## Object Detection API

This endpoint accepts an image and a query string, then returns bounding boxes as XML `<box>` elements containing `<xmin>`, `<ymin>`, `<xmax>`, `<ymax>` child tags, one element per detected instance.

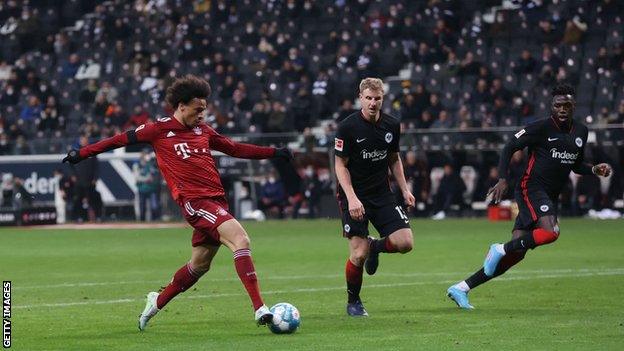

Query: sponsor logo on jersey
<box><xmin>540</xmin><ymin>205</ymin><xmax>549</xmax><ymax>212</ymax></box>
<box><xmin>550</xmin><ymin>148</ymin><xmax>578</xmax><ymax>164</ymax></box>
<box><xmin>166</xmin><ymin>131</ymin><xmax>176</xmax><ymax>137</ymax></box>
<box><xmin>174</xmin><ymin>142</ymin><xmax>192</xmax><ymax>159</ymax></box>
<box><xmin>361</xmin><ymin>149</ymin><xmax>387</xmax><ymax>161</ymax></box>
<box><xmin>135</xmin><ymin>124</ymin><xmax>145</xmax><ymax>132</ymax></box>
<box><xmin>385</xmin><ymin>132</ymin><xmax>393</xmax><ymax>143</ymax></box>
<box><xmin>548</xmin><ymin>137</ymin><xmax>558</xmax><ymax>141</ymax></box>
<box><xmin>514</xmin><ymin>129</ymin><xmax>526</xmax><ymax>139</ymax></box>
<box><xmin>157</xmin><ymin>117</ymin><xmax>172</xmax><ymax>122</ymax></box>
<box><xmin>193</xmin><ymin>126</ymin><xmax>202</xmax><ymax>135</ymax></box>
<box><xmin>356</xmin><ymin>138</ymin><xmax>366</xmax><ymax>143</ymax></box>
<box><xmin>575</xmin><ymin>137</ymin><xmax>583</xmax><ymax>147</ymax></box>
<box><xmin>344</xmin><ymin>224</ymin><xmax>350</xmax><ymax>233</ymax></box>
<box><xmin>335</xmin><ymin>138</ymin><xmax>344</xmax><ymax>151</ymax></box>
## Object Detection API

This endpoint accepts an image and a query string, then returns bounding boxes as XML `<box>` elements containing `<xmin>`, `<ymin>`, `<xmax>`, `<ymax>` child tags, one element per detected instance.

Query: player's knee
<box><xmin>397</xmin><ymin>238</ymin><xmax>413</xmax><ymax>253</ymax></box>
<box><xmin>394</xmin><ymin>230</ymin><xmax>413</xmax><ymax>253</ymax></box>
<box><xmin>350</xmin><ymin>250</ymin><xmax>368</xmax><ymax>266</ymax></box>
<box><xmin>532</xmin><ymin>228</ymin><xmax>559</xmax><ymax>246</ymax></box>
<box><xmin>230</xmin><ymin>232</ymin><xmax>250</xmax><ymax>250</ymax></box>
<box><xmin>350</xmin><ymin>254</ymin><xmax>366</xmax><ymax>266</ymax></box>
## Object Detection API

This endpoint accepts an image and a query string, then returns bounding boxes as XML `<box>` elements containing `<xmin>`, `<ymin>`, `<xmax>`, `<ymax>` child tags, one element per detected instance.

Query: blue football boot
<box><xmin>346</xmin><ymin>301</ymin><xmax>369</xmax><ymax>317</ymax></box>
<box><xmin>446</xmin><ymin>286</ymin><xmax>474</xmax><ymax>309</ymax></box>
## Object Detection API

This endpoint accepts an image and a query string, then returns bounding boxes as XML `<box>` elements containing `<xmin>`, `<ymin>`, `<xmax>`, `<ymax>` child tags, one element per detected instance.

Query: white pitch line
<box><xmin>13</xmin><ymin>269</ymin><xmax>624</xmax><ymax>309</ymax></box>
<box><xmin>14</xmin><ymin>267</ymin><xmax>624</xmax><ymax>290</ymax></box>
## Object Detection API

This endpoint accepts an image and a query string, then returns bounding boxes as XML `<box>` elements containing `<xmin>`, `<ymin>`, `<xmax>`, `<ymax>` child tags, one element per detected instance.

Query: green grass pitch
<box><xmin>1</xmin><ymin>218</ymin><xmax>623</xmax><ymax>350</ymax></box>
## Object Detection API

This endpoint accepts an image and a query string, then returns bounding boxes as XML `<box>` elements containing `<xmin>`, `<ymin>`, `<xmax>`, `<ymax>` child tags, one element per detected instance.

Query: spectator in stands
<box><xmin>266</xmin><ymin>101</ymin><xmax>287</xmax><ymax>132</ymax></box>
<box><xmin>562</xmin><ymin>16</ymin><xmax>587</xmax><ymax>45</ymax></box>
<box><xmin>513</xmin><ymin>49</ymin><xmax>538</xmax><ymax>75</ymax></box>
<box><xmin>335</xmin><ymin>99</ymin><xmax>357</xmax><ymax>123</ymax></box>
<box><xmin>476</xmin><ymin>166</ymin><xmax>500</xmax><ymax>201</ymax></box>
<box><xmin>431</xmin><ymin>110</ymin><xmax>453</xmax><ymax>129</ymax></box>
<box><xmin>458</xmin><ymin>51</ymin><xmax>481</xmax><ymax>76</ymax></box>
<box><xmin>79</xmin><ymin>79</ymin><xmax>98</xmax><ymax>104</ymax></box>
<box><xmin>0</xmin><ymin>133</ymin><xmax>11</xmax><ymax>155</ymax></box>
<box><xmin>537</xmin><ymin>20</ymin><xmax>562</xmax><ymax>46</ymax></box>
<box><xmin>403</xmin><ymin>150</ymin><xmax>429</xmax><ymax>217</ymax></box>
<box><xmin>13</xmin><ymin>135</ymin><xmax>32</xmax><ymax>155</ymax></box>
<box><xmin>419</xmin><ymin>110</ymin><xmax>434</xmax><ymax>129</ymax></box>
<box><xmin>11</xmin><ymin>177</ymin><xmax>33</xmax><ymax>210</ymax></box>
<box><xmin>299</xmin><ymin>165</ymin><xmax>322</xmax><ymax>219</ymax></box>
<box><xmin>37</xmin><ymin>96</ymin><xmax>61</xmax><ymax>132</ymax></box>
<box><xmin>125</xmin><ymin>105</ymin><xmax>151</xmax><ymax>130</ymax></box>
<box><xmin>427</xmin><ymin>93</ymin><xmax>443</xmax><ymax>119</ymax></box>
<box><xmin>258</xmin><ymin>170</ymin><xmax>287</xmax><ymax>219</ymax></box>
<box><xmin>572</xmin><ymin>173</ymin><xmax>601</xmax><ymax>216</ymax></box>
<box><xmin>133</xmin><ymin>150</ymin><xmax>161</xmax><ymax>222</ymax></box>
<box><xmin>19</xmin><ymin>95</ymin><xmax>42</xmax><ymax>121</ymax></box>
<box><xmin>53</xmin><ymin>169</ymin><xmax>68</xmax><ymax>224</ymax></box>
<box><xmin>61</xmin><ymin>53</ymin><xmax>81</xmax><ymax>79</ymax></box>
<box><xmin>0</xmin><ymin>83</ymin><xmax>19</xmax><ymax>106</ymax></box>
<box><xmin>470</xmin><ymin>79</ymin><xmax>492</xmax><ymax>106</ymax></box>
<box><xmin>104</xmin><ymin>102</ymin><xmax>128</xmax><ymax>128</ymax></box>
<box><xmin>432</xmin><ymin>164</ymin><xmax>465</xmax><ymax>220</ymax></box>
<box><xmin>490</xmin><ymin>78</ymin><xmax>512</xmax><ymax>103</ymax></box>
<box><xmin>72</xmin><ymin>135</ymin><xmax>102</xmax><ymax>222</ymax></box>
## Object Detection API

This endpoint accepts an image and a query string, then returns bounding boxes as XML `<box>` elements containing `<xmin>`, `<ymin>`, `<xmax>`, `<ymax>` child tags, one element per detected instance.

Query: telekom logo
<box><xmin>174</xmin><ymin>142</ymin><xmax>191</xmax><ymax>159</ymax></box>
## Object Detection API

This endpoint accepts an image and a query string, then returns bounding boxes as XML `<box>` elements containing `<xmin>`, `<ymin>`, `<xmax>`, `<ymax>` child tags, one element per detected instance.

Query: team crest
<box><xmin>216</xmin><ymin>207</ymin><xmax>228</xmax><ymax>216</ymax></box>
<box><xmin>540</xmin><ymin>205</ymin><xmax>549</xmax><ymax>212</ymax></box>
<box><xmin>575</xmin><ymin>137</ymin><xmax>582</xmax><ymax>147</ymax></box>
<box><xmin>385</xmin><ymin>132</ymin><xmax>393</xmax><ymax>143</ymax></box>
<box><xmin>344</xmin><ymin>224</ymin><xmax>350</xmax><ymax>233</ymax></box>
<box><xmin>193</xmin><ymin>126</ymin><xmax>202</xmax><ymax>135</ymax></box>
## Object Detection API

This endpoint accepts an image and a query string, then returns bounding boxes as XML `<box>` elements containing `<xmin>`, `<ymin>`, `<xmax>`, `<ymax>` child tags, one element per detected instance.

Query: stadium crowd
<box><xmin>0</xmin><ymin>0</ymin><xmax>623</xmax><ymax>219</ymax></box>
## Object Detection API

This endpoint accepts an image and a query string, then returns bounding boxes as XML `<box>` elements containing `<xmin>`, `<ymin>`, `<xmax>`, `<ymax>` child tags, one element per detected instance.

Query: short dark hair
<box><xmin>165</xmin><ymin>75</ymin><xmax>211</xmax><ymax>109</ymax></box>
<box><xmin>551</xmin><ymin>83</ymin><xmax>575</xmax><ymax>97</ymax></box>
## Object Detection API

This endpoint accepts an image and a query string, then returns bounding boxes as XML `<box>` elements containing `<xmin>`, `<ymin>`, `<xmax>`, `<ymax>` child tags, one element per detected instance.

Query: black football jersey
<box><xmin>499</xmin><ymin>117</ymin><xmax>590</xmax><ymax>199</ymax></box>
<box><xmin>335</xmin><ymin>111</ymin><xmax>400</xmax><ymax>201</ymax></box>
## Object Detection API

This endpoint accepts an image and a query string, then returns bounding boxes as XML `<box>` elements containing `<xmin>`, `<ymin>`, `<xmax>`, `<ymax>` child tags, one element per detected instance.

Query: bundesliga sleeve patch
<box><xmin>514</xmin><ymin>129</ymin><xmax>526</xmax><ymax>139</ymax></box>
<box><xmin>335</xmin><ymin>138</ymin><xmax>344</xmax><ymax>151</ymax></box>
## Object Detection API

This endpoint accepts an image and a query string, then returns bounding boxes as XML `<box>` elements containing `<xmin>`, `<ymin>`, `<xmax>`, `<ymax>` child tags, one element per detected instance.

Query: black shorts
<box><xmin>337</xmin><ymin>194</ymin><xmax>411</xmax><ymax>238</ymax></box>
<box><xmin>513</xmin><ymin>188</ymin><xmax>557</xmax><ymax>231</ymax></box>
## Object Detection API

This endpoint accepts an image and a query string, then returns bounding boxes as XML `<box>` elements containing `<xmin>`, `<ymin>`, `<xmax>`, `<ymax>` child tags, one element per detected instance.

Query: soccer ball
<box><xmin>268</xmin><ymin>302</ymin><xmax>300</xmax><ymax>334</ymax></box>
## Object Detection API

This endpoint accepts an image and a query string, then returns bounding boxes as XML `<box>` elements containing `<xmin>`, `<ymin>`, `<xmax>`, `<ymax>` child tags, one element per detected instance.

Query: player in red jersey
<box><xmin>62</xmin><ymin>75</ymin><xmax>292</xmax><ymax>330</ymax></box>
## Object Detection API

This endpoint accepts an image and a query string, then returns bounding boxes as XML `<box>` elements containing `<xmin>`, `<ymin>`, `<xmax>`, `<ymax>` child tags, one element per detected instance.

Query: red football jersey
<box><xmin>79</xmin><ymin>117</ymin><xmax>276</xmax><ymax>201</ymax></box>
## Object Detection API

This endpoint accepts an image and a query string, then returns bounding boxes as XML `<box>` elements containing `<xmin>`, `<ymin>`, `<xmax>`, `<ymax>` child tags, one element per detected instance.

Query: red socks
<box><xmin>234</xmin><ymin>249</ymin><xmax>264</xmax><ymax>310</ymax></box>
<box><xmin>156</xmin><ymin>262</ymin><xmax>204</xmax><ymax>309</ymax></box>
<box><xmin>345</xmin><ymin>259</ymin><xmax>363</xmax><ymax>303</ymax></box>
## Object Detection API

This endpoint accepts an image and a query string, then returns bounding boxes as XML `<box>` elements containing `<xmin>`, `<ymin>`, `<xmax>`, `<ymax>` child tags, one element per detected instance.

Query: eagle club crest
<box><xmin>575</xmin><ymin>137</ymin><xmax>583</xmax><ymax>147</ymax></box>
<box><xmin>193</xmin><ymin>126</ymin><xmax>202</xmax><ymax>135</ymax></box>
<box><xmin>385</xmin><ymin>132</ymin><xmax>393</xmax><ymax>143</ymax></box>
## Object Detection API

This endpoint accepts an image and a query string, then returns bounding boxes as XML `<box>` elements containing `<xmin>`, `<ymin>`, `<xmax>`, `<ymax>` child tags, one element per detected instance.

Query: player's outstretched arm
<box><xmin>62</xmin><ymin>126</ymin><xmax>156</xmax><ymax>164</ymax></box>
<box><xmin>209</xmin><ymin>132</ymin><xmax>291</xmax><ymax>160</ymax></box>
<box><xmin>389</xmin><ymin>152</ymin><xmax>415</xmax><ymax>208</ymax></box>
